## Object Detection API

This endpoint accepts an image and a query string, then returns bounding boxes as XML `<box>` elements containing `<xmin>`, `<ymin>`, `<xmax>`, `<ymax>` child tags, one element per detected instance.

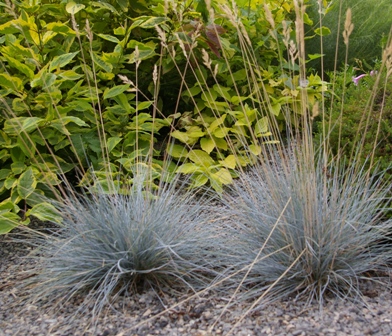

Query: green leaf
<box><xmin>219</xmin><ymin>155</ymin><xmax>236</xmax><ymax>169</ymax></box>
<box><xmin>200</xmin><ymin>137</ymin><xmax>215</xmax><ymax>154</ymax></box>
<box><xmin>59</xmin><ymin>70</ymin><xmax>84</xmax><ymax>81</ymax></box>
<box><xmin>166</xmin><ymin>144</ymin><xmax>188</xmax><ymax>158</ymax></box>
<box><xmin>103</xmin><ymin>84</ymin><xmax>131</xmax><ymax>99</ymax></box>
<box><xmin>188</xmin><ymin>150</ymin><xmax>215</xmax><ymax>167</ymax></box>
<box><xmin>213</xmin><ymin>127</ymin><xmax>229</xmax><ymax>138</ymax></box>
<box><xmin>190</xmin><ymin>174</ymin><xmax>209</xmax><ymax>188</ymax></box>
<box><xmin>91</xmin><ymin>1</ymin><xmax>120</xmax><ymax>15</ymax></box>
<box><xmin>314</xmin><ymin>26</ymin><xmax>331</xmax><ymax>36</ymax></box>
<box><xmin>307</xmin><ymin>53</ymin><xmax>325</xmax><ymax>61</ymax></box>
<box><xmin>212</xmin><ymin>168</ymin><xmax>233</xmax><ymax>185</ymax></box>
<box><xmin>137</xmin><ymin>16</ymin><xmax>167</xmax><ymax>29</ymax></box>
<box><xmin>107</xmin><ymin>137</ymin><xmax>122</xmax><ymax>153</ymax></box>
<box><xmin>176</xmin><ymin>163</ymin><xmax>202</xmax><ymax>174</ymax></box>
<box><xmin>0</xmin><ymin>211</ymin><xmax>20</xmax><ymax>234</ymax></box>
<box><xmin>249</xmin><ymin>144</ymin><xmax>262</xmax><ymax>156</ymax></box>
<box><xmin>114</xmin><ymin>27</ymin><xmax>126</xmax><ymax>35</ymax></box>
<box><xmin>17</xmin><ymin>167</ymin><xmax>37</xmax><ymax>199</ymax></box>
<box><xmin>49</xmin><ymin>51</ymin><xmax>79</xmax><ymax>72</ymax></box>
<box><xmin>97</xmin><ymin>34</ymin><xmax>120</xmax><ymax>43</ymax></box>
<box><xmin>254</xmin><ymin>117</ymin><xmax>269</xmax><ymax>136</ymax></box>
<box><xmin>213</xmin><ymin>84</ymin><xmax>232</xmax><ymax>101</ymax></box>
<box><xmin>46</xmin><ymin>22</ymin><xmax>76</xmax><ymax>35</ymax></box>
<box><xmin>91</xmin><ymin>52</ymin><xmax>113</xmax><ymax>73</ymax></box>
<box><xmin>0</xmin><ymin>73</ymin><xmax>23</xmax><ymax>91</ymax></box>
<box><xmin>66</xmin><ymin>1</ymin><xmax>85</xmax><ymax>14</ymax></box>
<box><xmin>171</xmin><ymin>131</ymin><xmax>189</xmax><ymax>144</ymax></box>
<box><xmin>0</xmin><ymin>200</ymin><xmax>16</xmax><ymax>212</ymax></box>
<box><xmin>137</xmin><ymin>101</ymin><xmax>153</xmax><ymax>111</ymax></box>
<box><xmin>0</xmin><ymin>19</ymin><xmax>22</xmax><ymax>35</ymax></box>
<box><xmin>4</xmin><ymin>117</ymin><xmax>44</xmax><ymax>135</ymax></box>
<box><xmin>3</xmin><ymin>55</ymin><xmax>34</xmax><ymax>80</ymax></box>
<box><xmin>270</xmin><ymin>103</ymin><xmax>281</xmax><ymax>116</ymax></box>
<box><xmin>213</xmin><ymin>136</ymin><xmax>228</xmax><ymax>150</ymax></box>
<box><xmin>26</xmin><ymin>203</ymin><xmax>62</xmax><ymax>224</ymax></box>
<box><xmin>0</xmin><ymin>169</ymin><xmax>11</xmax><ymax>180</ymax></box>
<box><xmin>208</xmin><ymin>114</ymin><xmax>227</xmax><ymax>133</ymax></box>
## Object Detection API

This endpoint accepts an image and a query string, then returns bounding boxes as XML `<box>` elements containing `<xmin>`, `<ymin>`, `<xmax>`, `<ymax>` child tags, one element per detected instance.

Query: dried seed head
<box><xmin>175</xmin><ymin>33</ymin><xmax>188</xmax><ymax>58</ymax></box>
<box><xmin>289</xmin><ymin>40</ymin><xmax>298</xmax><ymax>64</ymax></box>
<box><xmin>70</xmin><ymin>14</ymin><xmax>80</xmax><ymax>37</ymax></box>
<box><xmin>202</xmin><ymin>49</ymin><xmax>212</xmax><ymax>70</ymax></box>
<box><xmin>213</xmin><ymin>64</ymin><xmax>218</xmax><ymax>78</ymax></box>
<box><xmin>118</xmin><ymin>74</ymin><xmax>135</xmax><ymax>87</ymax></box>
<box><xmin>343</xmin><ymin>8</ymin><xmax>354</xmax><ymax>46</ymax></box>
<box><xmin>134</xmin><ymin>45</ymin><xmax>141</xmax><ymax>68</ymax></box>
<box><xmin>85</xmin><ymin>19</ymin><xmax>93</xmax><ymax>42</ymax></box>
<box><xmin>152</xmin><ymin>65</ymin><xmax>158</xmax><ymax>86</ymax></box>
<box><xmin>264</xmin><ymin>4</ymin><xmax>275</xmax><ymax>29</ymax></box>
<box><xmin>383</xmin><ymin>40</ymin><xmax>392</xmax><ymax>76</ymax></box>
<box><xmin>282</xmin><ymin>21</ymin><xmax>291</xmax><ymax>48</ymax></box>
<box><xmin>155</xmin><ymin>25</ymin><xmax>167</xmax><ymax>47</ymax></box>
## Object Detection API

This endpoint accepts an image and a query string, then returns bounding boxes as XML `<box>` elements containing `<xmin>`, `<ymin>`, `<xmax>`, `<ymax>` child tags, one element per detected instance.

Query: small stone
<box><xmin>142</xmin><ymin>309</ymin><xmax>152</xmax><ymax>317</ymax></box>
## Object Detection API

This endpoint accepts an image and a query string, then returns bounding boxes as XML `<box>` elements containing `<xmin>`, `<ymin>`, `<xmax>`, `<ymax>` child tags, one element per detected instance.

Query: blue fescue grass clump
<box><xmin>222</xmin><ymin>146</ymin><xmax>392</xmax><ymax>307</ymax></box>
<box><xmin>25</xmin><ymin>171</ymin><xmax>222</xmax><ymax>319</ymax></box>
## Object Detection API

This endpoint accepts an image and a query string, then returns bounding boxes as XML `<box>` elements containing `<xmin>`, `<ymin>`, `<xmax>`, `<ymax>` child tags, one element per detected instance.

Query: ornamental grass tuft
<box><xmin>24</xmin><ymin>170</ymin><xmax>222</xmax><ymax>321</ymax></box>
<box><xmin>221</xmin><ymin>144</ymin><xmax>392</xmax><ymax>308</ymax></box>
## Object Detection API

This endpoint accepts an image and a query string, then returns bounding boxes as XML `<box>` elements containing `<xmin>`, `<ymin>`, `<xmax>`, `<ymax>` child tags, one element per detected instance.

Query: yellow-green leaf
<box><xmin>213</xmin><ymin>127</ymin><xmax>229</xmax><ymax>138</ymax></box>
<box><xmin>200</xmin><ymin>137</ymin><xmax>215</xmax><ymax>154</ymax></box>
<box><xmin>314</xmin><ymin>26</ymin><xmax>331</xmax><ymax>36</ymax></box>
<box><xmin>137</xmin><ymin>101</ymin><xmax>153</xmax><ymax>111</ymax></box>
<box><xmin>171</xmin><ymin>130</ymin><xmax>189</xmax><ymax>144</ymax></box>
<box><xmin>49</xmin><ymin>51</ymin><xmax>79</xmax><ymax>72</ymax></box>
<box><xmin>91</xmin><ymin>52</ymin><xmax>113</xmax><ymax>73</ymax></box>
<box><xmin>188</xmin><ymin>150</ymin><xmax>215</xmax><ymax>167</ymax></box>
<box><xmin>103</xmin><ymin>84</ymin><xmax>131</xmax><ymax>99</ymax></box>
<box><xmin>0</xmin><ymin>73</ymin><xmax>23</xmax><ymax>91</ymax></box>
<box><xmin>249</xmin><ymin>144</ymin><xmax>262</xmax><ymax>156</ymax></box>
<box><xmin>167</xmin><ymin>144</ymin><xmax>188</xmax><ymax>158</ymax></box>
<box><xmin>208</xmin><ymin>114</ymin><xmax>227</xmax><ymax>133</ymax></box>
<box><xmin>212</xmin><ymin>168</ymin><xmax>233</xmax><ymax>185</ymax></box>
<box><xmin>66</xmin><ymin>1</ymin><xmax>85</xmax><ymax>14</ymax></box>
<box><xmin>219</xmin><ymin>155</ymin><xmax>236</xmax><ymax>169</ymax></box>
<box><xmin>176</xmin><ymin>163</ymin><xmax>202</xmax><ymax>174</ymax></box>
<box><xmin>190</xmin><ymin>174</ymin><xmax>209</xmax><ymax>188</ymax></box>
<box><xmin>254</xmin><ymin>117</ymin><xmax>269</xmax><ymax>136</ymax></box>
<box><xmin>3</xmin><ymin>55</ymin><xmax>34</xmax><ymax>79</ymax></box>
<box><xmin>0</xmin><ymin>211</ymin><xmax>20</xmax><ymax>234</ymax></box>
<box><xmin>17</xmin><ymin>167</ymin><xmax>36</xmax><ymax>199</ymax></box>
<box><xmin>107</xmin><ymin>137</ymin><xmax>122</xmax><ymax>153</ymax></box>
<box><xmin>138</xmin><ymin>16</ymin><xmax>167</xmax><ymax>29</ymax></box>
<box><xmin>26</xmin><ymin>203</ymin><xmax>62</xmax><ymax>224</ymax></box>
<box><xmin>270</xmin><ymin>103</ymin><xmax>281</xmax><ymax>116</ymax></box>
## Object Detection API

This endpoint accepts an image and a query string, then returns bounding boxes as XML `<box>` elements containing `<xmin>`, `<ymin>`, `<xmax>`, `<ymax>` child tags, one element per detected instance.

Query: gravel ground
<box><xmin>1</xmin><ymin>224</ymin><xmax>392</xmax><ymax>336</ymax></box>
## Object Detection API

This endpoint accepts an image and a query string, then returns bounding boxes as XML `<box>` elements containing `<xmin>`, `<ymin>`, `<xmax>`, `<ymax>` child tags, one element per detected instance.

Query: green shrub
<box><xmin>0</xmin><ymin>0</ymin><xmax>326</xmax><ymax>232</ymax></box>
<box><xmin>315</xmin><ymin>66</ymin><xmax>392</xmax><ymax>180</ymax></box>
<box><xmin>306</xmin><ymin>0</ymin><xmax>392</xmax><ymax>72</ymax></box>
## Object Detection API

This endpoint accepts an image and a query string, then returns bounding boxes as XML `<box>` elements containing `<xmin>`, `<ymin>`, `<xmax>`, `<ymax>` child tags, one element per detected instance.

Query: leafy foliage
<box><xmin>0</xmin><ymin>0</ymin><xmax>327</xmax><ymax>232</ymax></box>
<box><xmin>306</xmin><ymin>0</ymin><xmax>392</xmax><ymax>72</ymax></box>
<box><xmin>315</xmin><ymin>66</ymin><xmax>392</xmax><ymax>180</ymax></box>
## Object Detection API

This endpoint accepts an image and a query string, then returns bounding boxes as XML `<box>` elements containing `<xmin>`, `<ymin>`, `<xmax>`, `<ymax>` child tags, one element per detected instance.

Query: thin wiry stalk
<box><xmin>22</xmin><ymin>169</ymin><xmax>224</xmax><ymax>323</ymax></box>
